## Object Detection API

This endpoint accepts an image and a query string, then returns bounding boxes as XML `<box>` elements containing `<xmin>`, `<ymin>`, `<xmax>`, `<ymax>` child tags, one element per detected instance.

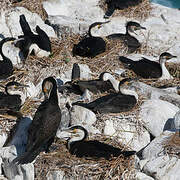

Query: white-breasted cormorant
<box><xmin>0</xmin><ymin>37</ymin><xmax>15</xmax><ymax>80</ymax></box>
<box><xmin>119</xmin><ymin>52</ymin><xmax>177</xmax><ymax>79</ymax></box>
<box><xmin>72</xmin><ymin>21</ymin><xmax>109</xmax><ymax>58</ymax></box>
<box><xmin>61</xmin><ymin>63</ymin><xmax>119</xmax><ymax>96</ymax></box>
<box><xmin>59</xmin><ymin>125</ymin><xmax>136</xmax><ymax>159</ymax></box>
<box><xmin>104</xmin><ymin>0</ymin><xmax>142</xmax><ymax>19</ymax></box>
<box><xmin>12</xmin><ymin>77</ymin><xmax>61</xmax><ymax>164</ymax></box>
<box><xmin>14</xmin><ymin>14</ymin><xmax>52</xmax><ymax>58</ymax></box>
<box><xmin>0</xmin><ymin>81</ymin><xmax>28</xmax><ymax>112</ymax></box>
<box><xmin>106</xmin><ymin>21</ymin><xmax>146</xmax><ymax>53</ymax></box>
<box><xmin>73</xmin><ymin>78</ymin><xmax>137</xmax><ymax>113</ymax></box>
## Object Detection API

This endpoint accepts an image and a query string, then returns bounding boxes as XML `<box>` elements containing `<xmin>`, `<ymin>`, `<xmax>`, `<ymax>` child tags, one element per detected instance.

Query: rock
<box><xmin>0</xmin><ymin>146</ymin><xmax>34</xmax><ymax>180</ymax></box>
<box><xmin>43</xmin><ymin>0</ymin><xmax>104</xmax><ymax>35</ymax></box>
<box><xmin>46</xmin><ymin>170</ymin><xmax>65</xmax><ymax>180</ymax></box>
<box><xmin>138</xmin><ymin>131</ymin><xmax>180</xmax><ymax>180</ymax></box>
<box><xmin>130</xmin><ymin>81</ymin><xmax>180</xmax><ymax>108</ymax></box>
<box><xmin>135</xmin><ymin>172</ymin><xmax>154</xmax><ymax>180</ymax></box>
<box><xmin>59</xmin><ymin>63</ymin><xmax>92</xmax><ymax>83</ymax></box>
<box><xmin>140</xmin><ymin>99</ymin><xmax>179</xmax><ymax>137</ymax></box>
<box><xmin>70</xmin><ymin>105</ymin><xmax>100</xmax><ymax>134</ymax></box>
<box><xmin>104</xmin><ymin>117</ymin><xmax>150</xmax><ymax>151</ymax></box>
<box><xmin>0</xmin><ymin>129</ymin><xmax>7</xmax><ymax>148</ymax></box>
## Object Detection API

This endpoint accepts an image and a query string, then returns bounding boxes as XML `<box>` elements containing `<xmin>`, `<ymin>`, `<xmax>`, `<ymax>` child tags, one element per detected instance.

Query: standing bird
<box><xmin>59</xmin><ymin>125</ymin><xmax>136</xmax><ymax>159</ymax></box>
<box><xmin>12</xmin><ymin>77</ymin><xmax>61</xmax><ymax>164</ymax></box>
<box><xmin>73</xmin><ymin>78</ymin><xmax>137</xmax><ymax>113</ymax></box>
<box><xmin>119</xmin><ymin>52</ymin><xmax>177</xmax><ymax>80</ymax></box>
<box><xmin>0</xmin><ymin>37</ymin><xmax>15</xmax><ymax>80</ymax></box>
<box><xmin>0</xmin><ymin>81</ymin><xmax>28</xmax><ymax>112</ymax></box>
<box><xmin>104</xmin><ymin>0</ymin><xmax>142</xmax><ymax>18</ymax></box>
<box><xmin>106</xmin><ymin>21</ymin><xmax>146</xmax><ymax>53</ymax></box>
<box><xmin>72</xmin><ymin>21</ymin><xmax>109</xmax><ymax>58</ymax></box>
<box><xmin>14</xmin><ymin>14</ymin><xmax>51</xmax><ymax>59</ymax></box>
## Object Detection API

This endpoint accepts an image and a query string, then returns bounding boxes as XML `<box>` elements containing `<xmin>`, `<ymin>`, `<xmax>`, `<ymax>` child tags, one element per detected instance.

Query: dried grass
<box><xmin>12</xmin><ymin>0</ymin><xmax>47</xmax><ymax>20</ymax></box>
<box><xmin>99</xmin><ymin>0</ymin><xmax>152</xmax><ymax>21</ymax></box>
<box><xmin>34</xmin><ymin>135</ymin><xmax>136</xmax><ymax>180</ymax></box>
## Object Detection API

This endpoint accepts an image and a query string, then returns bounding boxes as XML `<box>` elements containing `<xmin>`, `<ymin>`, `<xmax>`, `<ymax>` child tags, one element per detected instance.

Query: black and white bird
<box><xmin>0</xmin><ymin>37</ymin><xmax>15</xmax><ymax>80</ymax></box>
<box><xmin>73</xmin><ymin>78</ymin><xmax>138</xmax><ymax>113</ymax></box>
<box><xmin>72</xmin><ymin>21</ymin><xmax>109</xmax><ymax>58</ymax></box>
<box><xmin>59</xmin><ymin>125</ymin><xmax>136</xmax><ymax>159</ymax></box>
<box><xmin>12</xmin><ymin>77</ymin><xmax>61</xmax><ymax>164</ymax></box>
<box><xmin>14</xmin><ymin>14</ymin><xmax>51</xmax><ymax>59</ymax></box>
<box><xmin>106</xmin><ymin>21</ymin><xmax>146</xmax><ymax>53</ymax></box>
<box><xmin>119</xmin><ymin>52</ymin><xmax>177</xmax><ymax>79</ymax></box>
<box><xmin>104</xmin><ymin>0</ymin><xmax>142</xmax><ymax>19</ymax></box>
<box><xmin>0</xmin><ymin>81</ymin><xmax>28</xmax><ymax>112</ymax></box>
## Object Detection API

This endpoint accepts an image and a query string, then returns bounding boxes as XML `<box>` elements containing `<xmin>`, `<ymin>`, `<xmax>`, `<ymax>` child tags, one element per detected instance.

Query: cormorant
<box><xmin>104</xmin><ymin>0</ymin><xmax>142</xmax><ymax>19</ymax></box>
<box><xmin>72</xmin><ymin>21</ymin><xmax>109</xmax><ymax>58</ymax></box>
<box><xmin>14</xmin><ymin>14</ymin><xmax>51</xmax><ymax>58</ymax></box>
<box><xmin>12</xmin><ymin>77</ymin><xmax>61</xmax><ymax>164</ymax></box>
<box><xmin>106</xmin><ymin>21</ymin><xmax>146</xmax><ymax>53</ymax></box>
<box><xmin>59</xmin><ymin>125</ymin><xmax>136</xmax><ymax>159</ymax></box>
<box><xmin>62</xmin><ymin>63</ymin><xmax>119</xmax><ymax>95</ymax></box>
<box><xmin>73</xmin><ymin>78</ymin><xmax>137</xmax><ymax>113</ymax></box>
<box><xmin>119</xmin><ymin>52</ymin><xmax>177</xmax><ymax>79</ymax></box>
<box><xmin>0</xmin><ymin>81</ymin><xmax>28</xmax><ymax>112</ymax></box>
<box><xmin>0</xmin><ymin>37</ymin><xmax>15</xmax><ymax>80</ymax></box>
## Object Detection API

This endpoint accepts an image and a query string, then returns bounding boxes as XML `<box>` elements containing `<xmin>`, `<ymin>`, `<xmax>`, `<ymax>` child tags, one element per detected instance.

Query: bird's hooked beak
<box><xmin>140</xmin><ymin>26</ymin><xmax>146</xmax><ymax>30</ymax></box>
<box><xmin>58</xmin><ymin>128</ymin><xmax>79</xmax><ymax>140</ymax></box>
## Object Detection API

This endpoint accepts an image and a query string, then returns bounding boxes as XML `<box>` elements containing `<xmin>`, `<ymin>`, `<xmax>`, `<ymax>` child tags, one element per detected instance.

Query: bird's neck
<box><xmin>108</xmin><ymin>77</ymin><xmax>119</xmax><ymax>92</ymax></box>
<box><xmin>120</xmin><ymin>88</ymin><xmax>138</xmax><ymax>100</ymax></box>
<box><xmin>49</xmin><ymin>87</ymin><xmax>59</xmax><ymax>104</ymax></box>
<box><xmin>159</xmin><ymin>61</ymin><xmax>173</xmax><ymax>80</ymax></box>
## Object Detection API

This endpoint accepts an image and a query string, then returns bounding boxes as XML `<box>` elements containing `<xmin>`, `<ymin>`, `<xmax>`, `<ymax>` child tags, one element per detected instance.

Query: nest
<box><xmin>12</xmin><ymin>0</ymin><xmax>48</xmax><ymax>20</ymax></box>
<box><xmin>164</xmin><ymin>132</ymin><xmax>180</xmax><ymax>158</ymax></box>
<box><xmin>99</xmin><ymin>0</ymin><xmax>152</xmax><ymax>21</ymax></box>
<box><xmin>34</xmin><ymin>135</ymin><xmax>136</xmax><ymax>180</ymax></box>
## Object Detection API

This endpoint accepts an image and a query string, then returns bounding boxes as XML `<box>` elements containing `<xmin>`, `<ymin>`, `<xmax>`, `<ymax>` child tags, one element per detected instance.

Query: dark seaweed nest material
<box><xmin>99</xmin><ymin>0</ymin><xmax>152</xmax><ymax>20</ymax></box>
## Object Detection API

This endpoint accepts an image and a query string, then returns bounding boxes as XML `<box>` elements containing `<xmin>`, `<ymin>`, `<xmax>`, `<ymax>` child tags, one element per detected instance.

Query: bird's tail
<box><xmin>119</xmin><ymin>56</ymin><xmax>135</xmax><ymax>69</ymax></box>
<box><xmin>71</xmin><ymin>63</ymin><xmax>80</xmax><ymax>81</ymax></box>
<box><xmin>19</xmin><ymin>14</ymin><xmax>33</xmax><ymax>36</ymax></box>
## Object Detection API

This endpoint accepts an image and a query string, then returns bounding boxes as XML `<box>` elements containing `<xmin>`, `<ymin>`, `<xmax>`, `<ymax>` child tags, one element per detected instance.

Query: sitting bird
<box><xmin>119</xmin><ymin>52</ymin><xmax>177</xmax><ymax>80</ymax></box>
<box><xmin>72</xmin><ymin>21</ymin><xmax>109</xmax><ymax>58</ymax></box>
<box><xmin>59</xmin><ymin>125</ymin><xmax>136</xmax><ymax>159</ymax></box>
<box><xmin>106</xmin><ymin>21</ymin><xmax>146</xmax><ymax>53</ymax></box>
<box><xmin>73</xmin><ymin>78</ymin><xmax>138</xmax><ymax>113</ymax></box>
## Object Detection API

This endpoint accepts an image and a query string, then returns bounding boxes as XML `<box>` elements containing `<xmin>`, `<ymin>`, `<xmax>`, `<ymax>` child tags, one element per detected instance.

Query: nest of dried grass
<box><xmin>12</xmin><ymin>0</ymin><xmax>47</xmax><ymax>20</ymax></box>
<box><xmin>0</xmin><ymin>0</ymin><xmax>12</xmax><ymax>13</ymax></box>
<box><xmin>34</xmin><ymin>134</ymin><xmax>136</xmax><ymax>180</ymax></box>
<box><xmin>99</xmin><ymin>0</ymin><xmax>152</xmax><ymax>21</ymax></box>
<box><xmin>164</xmin><ymin>132</ymin><xmax>180</xmax><ymax>158</ymax></box>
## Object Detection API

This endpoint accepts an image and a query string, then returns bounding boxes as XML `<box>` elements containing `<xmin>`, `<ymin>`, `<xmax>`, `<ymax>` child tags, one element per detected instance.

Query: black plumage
<box><xmin>73</xmin><ymin>78</ymin><xmax>137</xmax><ymax>113</ymax></box>
<box><xmin>62</xmin><ymin>64</ymin><xmax>118</xmax><ymax>95</ymax></box>
<box><xmin>13</xmin><ymin>77</ymin><xmax>61</xmax><ymax>164</ymax></box>
<box><xmin>106</xmin><ymin>21</ymin><xmax>146</xmax><ymax>53</ymax></box>
<box><xmin>0</xmin><ymin>37</ymin><xmax>15</xmax><ymax>80</ymax></box>
<box><xmin>104</xmin><ymin>0</ymin><xmax>142</xmax><ymax>18</ymax></box>
<box><xmin>14</xmin><ymin>14</ymin><xmax>51</xmax><ymax>59</ymax></box>
<box><xmin>0</xmin><ymin>82</ymin><xmax>27</xmax><ymax>112</ymax></box>
<box><xmin>119</xmin><ymin>52</ymin><xmax>176</xmax><ymax>79</ymax></box>
<box><xmin>72</xmin><ymin>22</ymin><xmax>109</xmax><ymax>58</ymax></box>
<box><xmin>61</xmin><ymin>125</ymin><xmax>136</xmax><ymax>159</ymax></box>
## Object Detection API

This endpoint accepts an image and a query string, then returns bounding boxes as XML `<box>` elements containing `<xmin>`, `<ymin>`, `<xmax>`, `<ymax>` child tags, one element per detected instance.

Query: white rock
<box><xmin>0</xmin><ymin>130</ymin><xmax>7</xmax><ymax>148</ymax></box>
<box><xmin>0</xmin><ymin>146</ymin><xmax>34</xmax><ymax>180</ymax></box>
<box><xmin>104</xmin><ymin>118</ymin><xmax>150</xmax><ymax>151</ymax></box>
<box><xmin>139</xmin><ymin>131</ymin><xmax>180</xmax><ymax>180</ymax></box>
<box><xmin>70</xmin><ymin>105</ymin><xmax>100</xmax><ymax>134</ymax></box>
<box><xmin>46</xmin><ymin>170</ymin><xmax>65</xmax><ymax>180</ymax></box>
<box><xmin>140</xmin><ymin>99</ymin><xmax>179</xmax><ymax>137</ymax></box>
<box><xmin>135</xmin><ymin>172</ymin><xmax>154</xmax><ymax>180</ymax></box>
